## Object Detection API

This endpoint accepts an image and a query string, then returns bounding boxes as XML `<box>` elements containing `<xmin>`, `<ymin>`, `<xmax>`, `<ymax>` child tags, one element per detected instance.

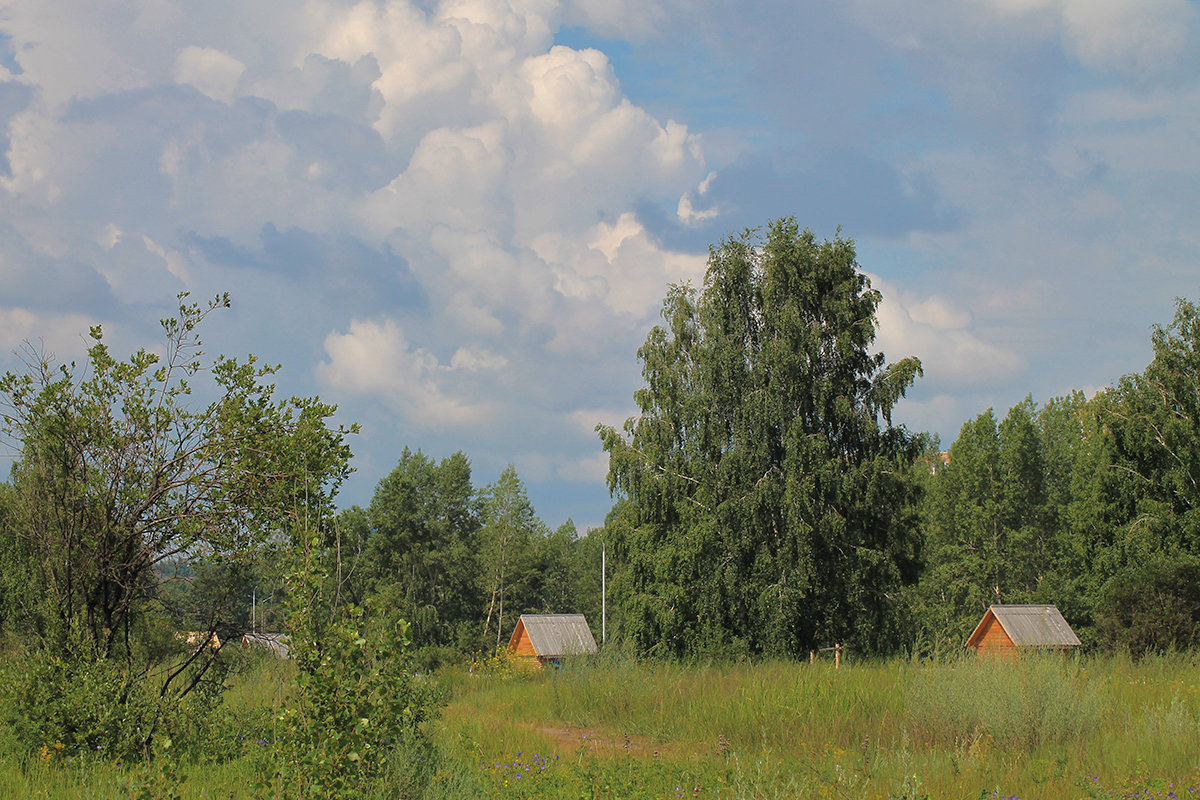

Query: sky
<box><xmin>1</xmin><ymin>0</ymin><xmax>1198</xmax><ymax>531</ymax></box>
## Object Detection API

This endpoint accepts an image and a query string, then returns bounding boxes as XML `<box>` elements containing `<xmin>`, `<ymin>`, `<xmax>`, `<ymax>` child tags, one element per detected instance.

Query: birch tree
<box><xmin>599</xmin><ymin>219</ymin><xmax>924</xmax><ymax>657</ymax></box>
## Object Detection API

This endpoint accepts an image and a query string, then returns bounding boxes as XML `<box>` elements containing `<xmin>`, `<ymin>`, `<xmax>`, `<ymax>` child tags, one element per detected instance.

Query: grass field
<box><xmin>2</xmin><ymin>651</ymin><xmax>1199</xmax><ymax>799</ymax></box>
<box><xmin>429</xmin><ymin>651</ymin><xmax>1200</xmax><ymax>800</ymax></box>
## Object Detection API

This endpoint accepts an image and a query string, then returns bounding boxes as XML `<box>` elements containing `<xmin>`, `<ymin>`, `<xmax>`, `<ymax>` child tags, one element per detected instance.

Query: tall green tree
<box><xmin>917</xmin><ymin>400</ymin><xmax>1055</xmax><ymax>641</ymax></box>
<box><xmin>1099</xmin><ymin>299</ymin><xmax>1200</xmax><ymax>557</ymax></box>
<box><xmin>914</xmin><ymin>395</ymin><xmax>1104</xmax><ymax>646</ymax></box>
<box><xmin>526</xmin><ymin>520</ymin><xmax>578</xmax><ymax>616</ymax></box>
<box><xmin>478</xmin><ymin>465</ymin><xmax>545</xmax><ymax>648</ymax></box>
<box><xmin>1087</xmin><ymin>299</ymin><xmax>1200</xmax><ymax>651</ymax></box>
<box><xmin>599</xmin><ymin>219</ymin><xmax>924</xmax><ymax>658</ymax></box>
<box><xmin>360</xmin><ymin>448</ymin><xmax>481</xmax><ymax>648</ymax></box>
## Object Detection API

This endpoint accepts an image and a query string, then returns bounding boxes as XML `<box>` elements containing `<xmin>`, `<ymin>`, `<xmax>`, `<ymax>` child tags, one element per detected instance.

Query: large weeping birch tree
<box><xmin>599</xmin><ymin>219</ymin><xmax>925</xmax><ymax>657</ymax></box>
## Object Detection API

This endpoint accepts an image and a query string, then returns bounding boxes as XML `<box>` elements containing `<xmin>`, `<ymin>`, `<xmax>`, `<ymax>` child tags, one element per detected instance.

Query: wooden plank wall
<box><xmin>510</xmin><ymin>620</ymin><xmax>538</xmax><ymax>656</ymax></box>
<box><xmin>974</xmin><ymin>613</ymin><xmax>1017</xmax><ymax>656</ymax></box>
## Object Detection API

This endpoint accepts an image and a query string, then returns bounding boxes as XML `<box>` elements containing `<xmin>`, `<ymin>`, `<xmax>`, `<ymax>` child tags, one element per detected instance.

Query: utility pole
<box><xmin>601</xmin><ymin>540</ymin><xmax>606</xmax><ymax>645</ymax></box>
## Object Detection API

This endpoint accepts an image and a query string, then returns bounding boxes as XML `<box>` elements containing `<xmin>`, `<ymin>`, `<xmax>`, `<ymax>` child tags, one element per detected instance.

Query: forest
<box><xmin>2</xmin><ymin>219</ymin><xmax>1200</xmax><ymax>797</ymax></box>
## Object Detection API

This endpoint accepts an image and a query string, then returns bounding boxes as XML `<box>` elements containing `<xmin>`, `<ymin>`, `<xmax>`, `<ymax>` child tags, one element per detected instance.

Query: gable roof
<box><xmin>966</xmin><ymin>604</ymin><xmax>1081</xmax><ymax>648</ymax></box>
<box><xmin>510</xmin><ymin>614</ymin><xmax>597</xmax><ymax>658</ymax></box>
<box><xmin>242</xmin><ymin>632</ymin><xmax>291</xmax><ymax>658</ymax></box>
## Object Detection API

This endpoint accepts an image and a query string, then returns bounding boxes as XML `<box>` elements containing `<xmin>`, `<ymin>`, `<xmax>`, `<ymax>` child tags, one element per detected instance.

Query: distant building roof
<box><xmin>241</xmin><ymin>632</ymin><xmax>291</xmax><ymax>658</ymax></box>
<box><xmin>508</xmin><ymin>614</ymin><xmax>597</xmax><ymax>658</ymax></box>
<box><xmin>178</xmin><ymin>631</ymin><xmax>221</xmax><ymax>650</ymax></box>
<box><xmin>966</xmin><ymin>604</ymin><xmax>1081</xmax><ymax>650</ymax></box>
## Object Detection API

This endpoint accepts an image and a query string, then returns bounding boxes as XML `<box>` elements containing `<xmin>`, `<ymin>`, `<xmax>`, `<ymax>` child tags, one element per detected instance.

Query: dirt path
<box><xmin>534</xmin><ymin>724</ymin><xmax>665</xmax><ymax>757</ymax></box>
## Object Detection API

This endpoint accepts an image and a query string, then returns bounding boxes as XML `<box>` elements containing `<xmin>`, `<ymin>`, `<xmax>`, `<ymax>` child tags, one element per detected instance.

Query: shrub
<box><xmin>0</xmin><ymin>650</ymin><xmax>164</xmax><ymax>762</ymax></box>
<box><xmin>1096</xmin><ymin>557</ymin><xmax>1200</xmax><ymax>657</ymax></box>
<box><xmin>264</xmin><ymin>605</ymin><xmax>442</xmax><ymax>799</ymax></box>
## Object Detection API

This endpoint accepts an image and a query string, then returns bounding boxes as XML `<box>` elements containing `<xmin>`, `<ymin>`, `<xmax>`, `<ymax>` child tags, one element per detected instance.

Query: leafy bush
<box><xmin>264</xmin><ymin>605</ymin><xmax>442</xmax><ymax>799</ymax></box>
<box><xmin>0</xmin><ymin>651</ymin><xmax>165</xmax><ymax>762</ymax></box>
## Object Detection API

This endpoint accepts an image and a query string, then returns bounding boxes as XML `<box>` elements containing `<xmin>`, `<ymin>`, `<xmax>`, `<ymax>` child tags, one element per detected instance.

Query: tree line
<box><xmin>2</xmin><ymin>221</ymin><xmax>1200</xmax><ymax>770</ymax></box>
<box><xmin>913</xmin><ymin>298</ymin><xmax>1200</xmax><ymax>655</ymax></box>
<box><xmin>324</xmin><ymin>453</ymin><xmax>603</xmax><ymax>663</ymax></box>
<box><xmin>594</xmin><ymin>219</ymin><xmax>1200</xmax><ymax>659</ymax></box>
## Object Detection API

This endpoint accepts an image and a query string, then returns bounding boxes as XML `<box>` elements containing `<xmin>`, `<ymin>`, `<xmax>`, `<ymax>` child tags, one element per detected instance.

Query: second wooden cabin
<box><xmin>965</xmin><ymin>604</ymin><xmax>1080</xmax><ymax>656</ymax></box>
<box><xmin>507</xmin><ymin>613</ymin><xmax>598</xmax><ymax>668</ymax></box>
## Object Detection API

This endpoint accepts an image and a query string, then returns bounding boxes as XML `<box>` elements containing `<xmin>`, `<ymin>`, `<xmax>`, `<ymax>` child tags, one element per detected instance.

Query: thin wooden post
<box><xmin>810</xmin><ymin>650</ymin><xmax>815</xmax><ymax>664</ymax></box>
<box><xmin>835</xmin><ymin>643</ymin><xmax>841</xmax><ymax>670</ymax></box>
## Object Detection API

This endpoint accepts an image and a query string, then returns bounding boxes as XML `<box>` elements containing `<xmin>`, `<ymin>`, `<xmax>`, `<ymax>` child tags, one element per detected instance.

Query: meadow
<box><xmin>2</xmin><ymin>651</ymin><xmax>1199</xmax><ymax>799</ymax></box>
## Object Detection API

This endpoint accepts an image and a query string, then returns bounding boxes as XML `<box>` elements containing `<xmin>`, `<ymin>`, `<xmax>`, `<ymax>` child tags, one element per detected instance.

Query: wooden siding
<box><xmin>972</xmin><ymin>611</ymin><xmax>1017</xmax><ymax>655</ymax></box>
<box><xmin>966</xmin><ymin>605</ymin><xmax>1080</xmax><ymax>657</ymax></box>
<box><xmin>510</xmin><ymin>619</ymin><xmax>538</xmax><ymax>657</ymax></box>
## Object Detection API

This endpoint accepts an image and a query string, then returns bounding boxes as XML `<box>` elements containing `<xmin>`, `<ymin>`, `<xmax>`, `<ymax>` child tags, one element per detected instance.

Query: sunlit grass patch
<box><xmin>433</xmin><ymin>652</ymin><xmax>1200</xmax><ymax>799</ymax></box>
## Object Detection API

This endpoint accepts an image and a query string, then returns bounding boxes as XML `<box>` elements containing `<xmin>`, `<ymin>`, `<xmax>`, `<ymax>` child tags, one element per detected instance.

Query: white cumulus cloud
<box><xmin>317</xmin><ymin>318</ymin><xmax>501</xmax><ymax>427</ymax></box>
<box><xmin>871</xmin><ymin>275</ymin><xmax>1026</xmax><ymax>387</ymax></box>
<box><xmin>174</xmin><ymin>46</ymin><xmax>245</xmax><ymax>102</ymax></box>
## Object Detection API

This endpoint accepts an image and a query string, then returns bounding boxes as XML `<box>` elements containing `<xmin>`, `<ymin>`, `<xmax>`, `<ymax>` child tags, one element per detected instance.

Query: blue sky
<box><xmin>1</xmin><ymin>0</ymin><xmax>1199</xmax><ymax>530</ymax></box>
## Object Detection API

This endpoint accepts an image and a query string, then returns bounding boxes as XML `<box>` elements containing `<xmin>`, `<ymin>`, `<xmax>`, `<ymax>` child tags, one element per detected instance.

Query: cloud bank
<box><xmin>2</xmin><ymin>0</ymin><xmax>1198</xmax><ymax>527</ymax></box>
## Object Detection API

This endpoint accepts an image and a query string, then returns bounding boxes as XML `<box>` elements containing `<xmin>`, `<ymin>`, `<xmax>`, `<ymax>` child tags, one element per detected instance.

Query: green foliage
<box><xmin>910</xmin><ymin>298</ymin><xmax>1200</xmax><ymax>655</ymax></box>
<box><xmin>912</xmin><ymin>390</ymin><xmax>1114</xmax><ymax>648</ymax></box>
<box><xmin>359</xmin><ymin>449</ymin><xmax>482</xmax><ymax>649</ymax></box>
<box><xmin>1096</xmin><ymin>556</ymin><xmax>1200</xmax><ymax>656</ymax></box>
<box><xmin>350</xmin><ymin>452</ymin><xmax>599</xmax><ymax>660</ymax></box>
<box><xmin>269</xmin><ymin>527</ymin><xmax>441</xmax><ymax>799</ymax></box>
<box><xmin>269</xmin><ymin>606</ymin><xmax>438</xmax><ymax>798</ymax></box>
<box><xmin>918</xmin><ymin>400</ymin><xmax>1046</xmax><ymax>641</ymax></box>
<box><xmin>0</xmin><ymin>651</ymin><xmax>163</xmax><ymax>762</ymax></box>
<box><xmin>0</xmin><ymin>292</ymin><xmax>355</xmax><ymax>759</ymax></box>
<box><xmin>0</xmin><ymin>483</ymin><xmax>35</xmax><ymax>636</ymax></box>
<box><xmin>478</xmin><ymin>465</ymin><xmax>548</xmax><ymax>649</ymax></box>
<box><xmin>1096</xmin><ymin>299</ymin><xmax>1200</xmax><ymax>559</ymax></box>
<box><xmin>599</xmin><ymin>219</ymin><xmax>924</xmax><ymax>658</ymax></box>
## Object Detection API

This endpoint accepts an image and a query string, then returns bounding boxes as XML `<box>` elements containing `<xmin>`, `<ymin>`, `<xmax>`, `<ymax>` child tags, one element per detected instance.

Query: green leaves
<box><xmin>0</xmin><ymin>291</ymin><xmax>354</xmax><ymax>688</ymax></box>
<box><xmin>273</xmin><ymin>581</ymin><xmax>439</xmax><ymax>798</ymax></box>
<box><xmin>601</xmin><ymin>219</ymin><xmax>924</xmax><ymax>658</ymax></box>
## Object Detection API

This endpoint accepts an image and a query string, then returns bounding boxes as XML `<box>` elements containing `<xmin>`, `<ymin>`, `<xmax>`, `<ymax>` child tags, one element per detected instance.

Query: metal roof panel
<box><xmin>518</xmin><ymin>614</ymin><xmax>598</xmax><ymax>657</ymax></box>
<box><xmin>989</xmin><ymin>605</ymin><xmax>1081</xmax><ymax>647</ymax></box>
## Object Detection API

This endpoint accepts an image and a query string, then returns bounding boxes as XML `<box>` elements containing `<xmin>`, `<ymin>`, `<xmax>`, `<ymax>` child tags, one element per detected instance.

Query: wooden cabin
<box><xmin>241</xmin><ymin>632</ymin><xmax>291</xmax><ymax>658</ymax></box>
<box><xmin>507</xmin><ymin>614</ymin><xmax>597</xmax><ymax>668</ymax></box>
<box><xmin>966</xmin><ymin>604</ymin><xmax>1080</xmax><ymax>656</ymax></box>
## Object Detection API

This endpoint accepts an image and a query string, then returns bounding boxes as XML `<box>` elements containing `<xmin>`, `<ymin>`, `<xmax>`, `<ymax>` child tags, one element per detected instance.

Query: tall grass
<box><xmin>904</xmin><ymin>655</ymin><xmax>1106</xmax><ymax>750</ymax></box>
<box><xmin>4</xmin><ymin>650</ymin><xmax>1200</xmax><ymax>798</ymax></box>
<box><xmin>434</xmin><ymin>651</ymin><xmax>1200</xmax><ymax>799</ymax></box>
